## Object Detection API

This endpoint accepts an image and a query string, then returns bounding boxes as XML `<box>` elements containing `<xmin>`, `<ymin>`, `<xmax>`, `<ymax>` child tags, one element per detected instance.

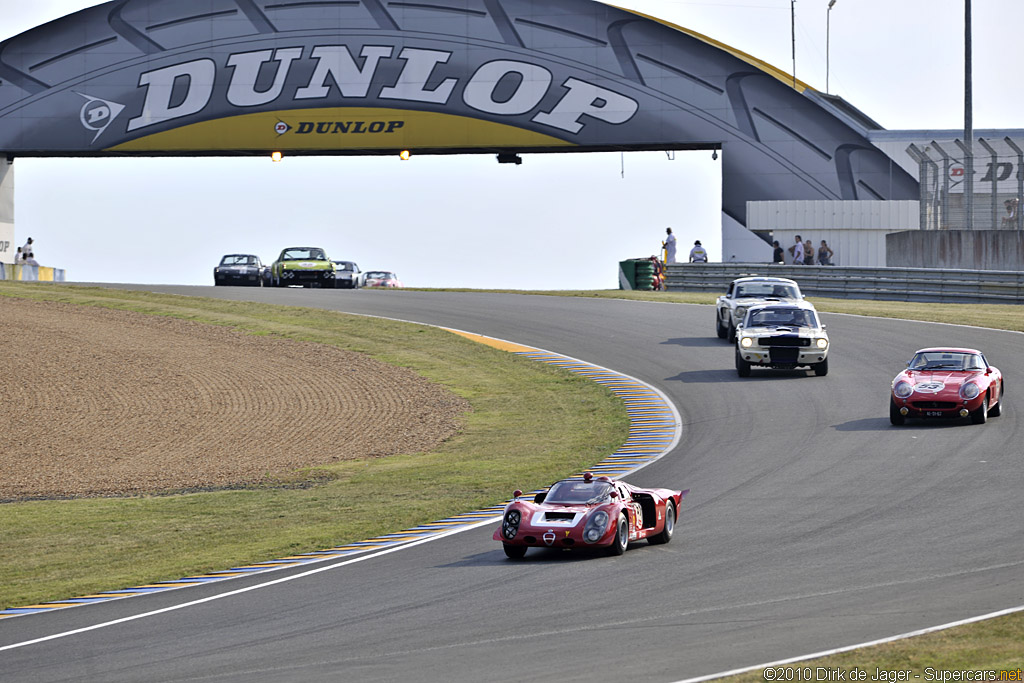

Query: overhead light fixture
<box><xmin>712</xmin><ymin>150</ymin><xmax>718</xmax><ymax>160</ymax></box>
<box><xmin>497</xmin><ymin>153</ymin><xmax>522</xmax><ymax>165</ymax></box>
<box><xmin>399</xmin><ymin>150</ymin><xmax>411</xmax><ymax>160</ymax></box>
<box><xmin>271</xmin><ymin>151</ymin><xmax>283</xmax><ymax>162</ymax></box>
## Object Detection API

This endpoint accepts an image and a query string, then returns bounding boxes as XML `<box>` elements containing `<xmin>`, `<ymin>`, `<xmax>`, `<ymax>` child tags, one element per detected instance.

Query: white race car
<box><xmin>735</xmin><ymin>302</ymin><xmax>829</xmax><ymax>377</ymax></box>
<box><xmin>716</xmin><ymin>277</ymin><xmax>804</xmax><ymax>342</ymax></box>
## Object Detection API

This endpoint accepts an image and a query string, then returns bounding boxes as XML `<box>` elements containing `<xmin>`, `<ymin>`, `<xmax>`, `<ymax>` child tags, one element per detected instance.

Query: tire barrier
<box><xmin>619</xmin><ymin>258</ymin><xmax>662</xmax><ymax>291</ymax></box>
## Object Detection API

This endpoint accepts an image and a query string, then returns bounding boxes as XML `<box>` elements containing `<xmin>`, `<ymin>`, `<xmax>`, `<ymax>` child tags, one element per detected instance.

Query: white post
<box><xmin>0</xmin><ymin>157</ymin><xmax>15</xmax><ymax>264</ymax></box>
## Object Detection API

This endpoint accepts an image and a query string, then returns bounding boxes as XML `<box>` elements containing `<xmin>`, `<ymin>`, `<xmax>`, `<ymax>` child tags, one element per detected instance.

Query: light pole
<box><xmin>827</xmin><ymin>0</ymin><xmax>837</xmax><ymax>94</ymax></box>
<box><xmin>791</xmin><ymin>0</ymin><xmax>797</xmax><ymax>88</ymax></box>
<box><xmin>964</xmin><ymin>0</ymin><xmax>974</xmax><ymax>230</ymax></box>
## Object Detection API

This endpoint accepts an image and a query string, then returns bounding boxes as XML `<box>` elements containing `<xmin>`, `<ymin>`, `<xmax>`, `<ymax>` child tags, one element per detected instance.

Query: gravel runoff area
<box><xmin>0</xmin><ymin>297</ymin><xmax>470</xmax><ymax>501</ymax></box>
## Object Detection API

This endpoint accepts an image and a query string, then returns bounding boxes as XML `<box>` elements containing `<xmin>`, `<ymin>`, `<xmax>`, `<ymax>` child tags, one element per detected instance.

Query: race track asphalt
<box><xmin>2</xmin><ymin>287</ymin><xmax>1021</xmax><ymax>682</ymax></box>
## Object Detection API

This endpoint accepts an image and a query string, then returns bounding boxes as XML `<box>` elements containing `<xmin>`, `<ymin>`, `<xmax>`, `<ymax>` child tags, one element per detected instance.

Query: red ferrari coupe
<box><xmin>494</xmin><ymin>473</ymin><xmax>688</xmax><ymax>558</ymax></box>
<box><xmin>890</xmin><ymin>347</ymin><xmax>1004</xmax><ymax>425</ymax></box>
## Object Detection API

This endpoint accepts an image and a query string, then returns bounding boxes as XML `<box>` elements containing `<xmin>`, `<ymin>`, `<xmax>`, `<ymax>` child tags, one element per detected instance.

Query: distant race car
<box><xmin>213</xmin><ymin>254</ymin><xmax>265</xmax><ymax>287</ymax></box>
<box><xmin>270</xmin><ymin>247</ymin><xmax>336</xmax><ymax>288</ymax></box>
<box><xmin>363</xmin><ymin>270</ymin><xmax>402</xmax><ymax>288</ymax></box>
<box><xmin>494</xmin><ymin>472</ymin><xmax>688</xmax><ymax>559</ymax></box>
<box><xmin>735</xmin><ymin>301</ymin><xmax>829</xmax><ymax>377</ymax></box>
<box><xmin>716</xmin><ymin>276</ymin><xmax>804</xmax><ymax>342</ymax></box>
<box><xmin>890</xmin><ymin>347</ymin><xmax>1004</xmax><ymax>425</ymax></box>
<box><xmin>332</xmin><ymin>260</ymin><xmax>362</xmax><ymax>289</ymax></box>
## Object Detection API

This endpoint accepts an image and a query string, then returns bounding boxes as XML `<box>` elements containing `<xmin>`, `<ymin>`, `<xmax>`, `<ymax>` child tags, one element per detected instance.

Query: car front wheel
<box><xmin>889</xmin><ymin>398</ymin><xmax>905</xmax><ymax>425</ymax></box>
<box><xmin>503</xmin><ymin>544</ymin><xmax>527</xmax><ymax>559</ymax></box>
<box><xmin>971</xmin><ymin>395</ymin><xmax>989</xmax><ymax>424</ymax></box>
<box><xmin>989</xmin><ymin>382</ymin><xmax>1003</xmax><ymax>417</ymax></box>
<box><xmin>814</xmin><ymin>358</ymin><xmax>829</xmax><ymax>376</ymax></box>
<box><xmin>608</xmin><ymin>515</ymin><xmax>629</xmax><ymax>556</ymax></box>
<box><xmin>715</xmin><ymin>312</ymin><xmax>727</xmax><ymax>339</ymax></box>
<box><xmin>736</xmin><ymin>350</ymin><xmax>752</xmax><ymax>377</ymax></box>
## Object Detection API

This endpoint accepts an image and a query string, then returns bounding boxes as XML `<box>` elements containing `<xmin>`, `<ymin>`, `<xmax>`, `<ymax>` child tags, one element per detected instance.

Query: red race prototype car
<box><xmin>890</xmin><ymin>347</ymin><xmax>1004</xmax><ymax>425</ymax></box>
<box><xmin>494</xmin><ymin>473</ymin><xmax>688</xmax><ymax>559</ymax></box>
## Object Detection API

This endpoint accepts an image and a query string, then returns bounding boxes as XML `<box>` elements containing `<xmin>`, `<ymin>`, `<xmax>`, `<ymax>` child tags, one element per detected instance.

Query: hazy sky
<box><xmin>3</xmin><ymin>1</ymin><xmax>1021</xmax><ymax>289</ymax></box>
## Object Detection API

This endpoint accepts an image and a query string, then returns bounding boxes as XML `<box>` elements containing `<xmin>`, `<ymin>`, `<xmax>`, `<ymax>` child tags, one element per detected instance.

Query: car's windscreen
<box><xmin>334</xmin><ymin>262</ymin><xmax>355</xmax><ymax>271</ymax></box>
<box><xmin>735</xmin><ymin>283</ymin><xmax>798</xmax><ymax>298</ymax></box>
<box><xmin>909</xmin><ymin>352</ymin><xmax>985</xmax><ymax>371</ymax></box>
<box><xmin>282</xmin><ymin>249</ymin><xmax>325</xmax><ymax>260</ymax></box>
<box><xmin>221</xmin><ymin>255</ymin><xmax>255</xmax><ymax>265</ymax></box>
<box><xmin>543</xmin><ymin>480</ymin><xmax>614</xmax><ymax>505</ymax></box>
<box><xmin>365</xmin><ymin>272</ymin><xmax>391</xmax><ymax>279</ymax></box>
<box><xmin>747</xmin><ymin>308</ymin><xmax>817</xmax><ymax>328</ymax></box>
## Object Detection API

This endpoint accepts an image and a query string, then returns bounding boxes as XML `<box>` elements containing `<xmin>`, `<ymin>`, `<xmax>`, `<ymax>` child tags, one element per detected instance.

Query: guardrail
<box><xmin>664</xmin><ymin>263</ymin><xmax>1024</xmax><ymax>304</ymax></box>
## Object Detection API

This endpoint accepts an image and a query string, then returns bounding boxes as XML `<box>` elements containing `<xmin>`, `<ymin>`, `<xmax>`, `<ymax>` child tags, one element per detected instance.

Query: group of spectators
<box><xmin>662</xmin><ymin>228</ymin><xmax>708</xmax><ymax>264</ymax></box>
<box><xmin>14</xmin><ymin>237</ymin><xmax>38</xmax><ymax>266</ymax></box>
<box><xmin>772</xmin><ymin>234</ymin><xmax>833</xmax><ymax>266</ymax></box>
<box><xmin>662</xmin><ymin>227</ymin><xmax>834</xmax><ymax>266</ymax></box>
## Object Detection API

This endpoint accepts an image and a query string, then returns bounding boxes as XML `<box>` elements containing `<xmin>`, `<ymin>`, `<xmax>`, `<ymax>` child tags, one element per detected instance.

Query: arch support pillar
<box><xmin>0</xmin><ymin>157</ymin><xmax>14</xmax><ymax>264</ymax></box>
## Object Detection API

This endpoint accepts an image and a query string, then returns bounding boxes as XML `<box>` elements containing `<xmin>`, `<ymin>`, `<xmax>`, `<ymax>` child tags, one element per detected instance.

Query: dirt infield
<box><xmin>0</xmin><ymin>297</ymin><xmax>470</xmax><ymax>500</ymax></box>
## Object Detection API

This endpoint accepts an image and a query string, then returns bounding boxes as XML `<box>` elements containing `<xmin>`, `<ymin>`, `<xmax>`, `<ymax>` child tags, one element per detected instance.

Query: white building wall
<box><xmin>721</xmin><ymin>211</ymin><xmax>772</xmax><ymax>263</ymax></box>
<box><xmin>0</xmin><ymin>158</ymin><xmax>14</xmax><ymax>264</ymax></box>
<box><xmin>742</xmin><ymin>200</ymin><xmax>919</xmax><ymax>267</ymax></box>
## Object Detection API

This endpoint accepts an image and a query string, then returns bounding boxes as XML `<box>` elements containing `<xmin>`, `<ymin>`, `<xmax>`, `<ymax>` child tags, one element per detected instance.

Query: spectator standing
<box><xmin>1001</xmin><ymin>199</ymin><xmax>1018</xmax><ymax>229</ymax></box>
<box><xmin>788</xmin><ymin>235</ymin><xmax>805</xmax><ymax>265</ymax></box>
<box><xmin>772</xmin><ymin>240</ymin><xmax>785</xmax><ymax>264</ymax></box>
<box><xmin>803</xmin><ymin>239</ymin><xmax>815</xmax><ymax>265</ymax></box>
<box><xmin>14</xmin><ymin>246</ymin><xmax>24</xmax><ymax>264</ymax></box>
<box><xmin>689</xmin><ymin>240</ymin><xmax>708</xmax><ymax>262</ymax></box>
<box><xmin>818</xmin><ymin>240</ymin><xmax>834</xmax><ymax>265</ymax></box>
<box><xmin>663</xmin><ymin>227</ymin><xmax>677</xmax><ymax>263</ymax></box>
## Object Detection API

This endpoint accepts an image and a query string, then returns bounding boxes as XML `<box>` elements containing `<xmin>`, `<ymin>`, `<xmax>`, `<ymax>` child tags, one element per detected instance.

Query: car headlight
<box><xmin>740</xmin><ymin>337</ymin><xmax>754</xmax><ymax>348</ymax></box>
<box><xmin>815</xmin><ymin>338</ymin><xmax>828</xmax><ymax>349</ymax></box>
<box><xmin>736</xmin><ymin>307</ymin><xmax>748</xmax><ymax>319</ymax></box>
<box><xmin>893</xmin><ymin>381</ymin><xmax>914</xmax><ymax>398</ymax></box>
<box><xmin>583</xmin><ymin>510</ymin><xmax>610</xmax><ymax>543</ymax></box>
<box><xmin>960</xmin><ymin>383</ymin><xmax>981</xmax><ymax>400</ymax></box>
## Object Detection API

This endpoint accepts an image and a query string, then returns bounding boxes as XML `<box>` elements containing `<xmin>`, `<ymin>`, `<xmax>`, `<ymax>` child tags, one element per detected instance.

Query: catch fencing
<box><xmin>664</xmin><ymin>263</ymin><xmax>1024</xmax><ymax>304</ymax></box>
<box><xmin>907</xmin><ymin>137</ymin><xmax>1024</xmax><ymax>233</ymax></box>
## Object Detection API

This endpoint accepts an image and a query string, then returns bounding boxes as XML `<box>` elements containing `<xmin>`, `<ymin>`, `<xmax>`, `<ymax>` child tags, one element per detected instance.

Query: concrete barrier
<box><xmin>887</xmin><ymin>230</ymin><xmax>1024</xmax><ymax>271</ymax></box>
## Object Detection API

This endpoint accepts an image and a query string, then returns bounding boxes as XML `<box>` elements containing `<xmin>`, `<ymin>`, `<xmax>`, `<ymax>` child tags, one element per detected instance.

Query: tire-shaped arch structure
<box><xmin>0</xmin><ymin>0</ymin><xmax>917</xmax><ymax>226</ymax></box>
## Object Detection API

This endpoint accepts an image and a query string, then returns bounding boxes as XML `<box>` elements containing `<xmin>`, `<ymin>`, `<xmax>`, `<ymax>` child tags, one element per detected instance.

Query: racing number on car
<box><xmin>630</xmin><ymin>503</ymin><xmax>643</xmax><ymax>536</ymax></box>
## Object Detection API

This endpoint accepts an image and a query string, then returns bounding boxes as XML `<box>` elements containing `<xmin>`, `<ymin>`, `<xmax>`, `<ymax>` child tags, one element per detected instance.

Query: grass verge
<box><xmin>0</xmin><ymin>282</ymin><xmax>629</xmax><ymax>609</ymax></box>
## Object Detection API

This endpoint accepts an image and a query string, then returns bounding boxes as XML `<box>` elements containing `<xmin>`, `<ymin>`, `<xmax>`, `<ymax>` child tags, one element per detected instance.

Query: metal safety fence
<box><xmin>663</xmin><ymin>263</ymin><xmax>1024</xmax><ymax>305</ymax></box>
<box><xmin>907</xmin><ymin>137</ymin><xmax>1024</xmax><ymax>233</ymax></box>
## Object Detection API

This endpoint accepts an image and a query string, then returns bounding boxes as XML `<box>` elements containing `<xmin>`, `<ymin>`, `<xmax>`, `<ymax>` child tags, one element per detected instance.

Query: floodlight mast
<box><xmin>964</xmin><ymin>0</ymin><xmax>974</xmax><ymax>230</ymax></box>
<box><xmin>827</xmin><ymin>0</ymin><xmax>837</xmax><ymax>94</ymax></box>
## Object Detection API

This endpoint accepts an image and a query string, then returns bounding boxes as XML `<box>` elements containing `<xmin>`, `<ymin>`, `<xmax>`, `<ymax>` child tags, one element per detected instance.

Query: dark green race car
<box><xmin>270</xmin><ymin>247</ymin><xmax>336</xmax><ymax>288</ymax></box>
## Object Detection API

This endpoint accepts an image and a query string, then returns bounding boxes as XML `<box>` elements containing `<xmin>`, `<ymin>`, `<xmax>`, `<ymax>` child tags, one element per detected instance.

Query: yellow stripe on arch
<box><xmin>108</xmin><ymin>108</ymin><xmax>575</xmax><ymax>153</ymax></box>
<box><xmin>608</xmin><ymin>3</ymin><xmax>813</xmax><ymax>93</ymax></box>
